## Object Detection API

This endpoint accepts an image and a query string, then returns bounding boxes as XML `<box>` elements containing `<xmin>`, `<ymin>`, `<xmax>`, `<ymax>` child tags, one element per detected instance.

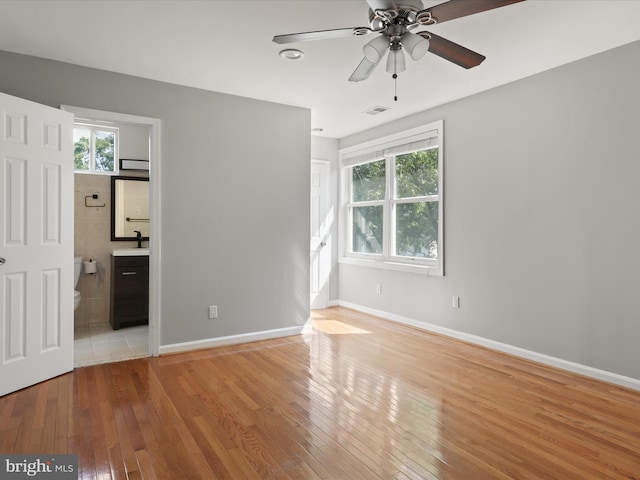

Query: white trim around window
<box><xmin>339</xmin><ymin>121</ymin><xmax>444</xmax><ymax>276</ymax></box>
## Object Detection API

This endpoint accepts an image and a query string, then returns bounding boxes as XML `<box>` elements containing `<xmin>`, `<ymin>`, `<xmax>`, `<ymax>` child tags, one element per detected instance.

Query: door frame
<box><xmin>62</xmin><ymin>105</ymin><xmax>161</xmax><ymax>356</ymax></box>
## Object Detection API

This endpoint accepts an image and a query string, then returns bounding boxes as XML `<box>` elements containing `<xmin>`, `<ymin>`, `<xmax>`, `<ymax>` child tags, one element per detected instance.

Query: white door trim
<box><xmin>61</xmin><ymin>105</ymin><xmax>162</xmax><ymax>357</ymax></box>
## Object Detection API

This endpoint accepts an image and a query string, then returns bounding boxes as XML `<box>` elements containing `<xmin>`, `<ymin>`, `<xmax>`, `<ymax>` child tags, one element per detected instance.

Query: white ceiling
<box><xmin>1</xmin><ymin>0</ymin><xmax>640</xmax><ymax>139</ymax></box>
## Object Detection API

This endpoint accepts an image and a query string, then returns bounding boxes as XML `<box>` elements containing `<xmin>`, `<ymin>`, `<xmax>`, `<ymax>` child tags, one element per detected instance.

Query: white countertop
<box><xmin>112</xmin><ymin>248</ymin><xmax>150</xmax><ymax>257</ymax></box>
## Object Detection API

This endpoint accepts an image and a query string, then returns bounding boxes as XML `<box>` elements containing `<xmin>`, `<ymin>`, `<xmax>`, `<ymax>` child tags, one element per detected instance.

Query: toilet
<box><xmin>74</xmin><ymin>256</ymin><xmax>82</xmax><ymax>310</ymax></box>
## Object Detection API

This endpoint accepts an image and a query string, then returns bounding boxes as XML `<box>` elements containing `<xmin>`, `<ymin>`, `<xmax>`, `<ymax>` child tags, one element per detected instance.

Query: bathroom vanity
<box><xmin>110</xmin><ymin>249</ymin><xmax>149</xmax><ymax>330</ymax></box>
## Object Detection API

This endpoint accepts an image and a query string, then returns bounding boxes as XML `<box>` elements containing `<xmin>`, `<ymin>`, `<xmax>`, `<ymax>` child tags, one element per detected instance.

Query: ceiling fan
<box><xmin>273</xmin><ymin>0</ymin><xmax>525</xmax><ymax>85</ymax></box>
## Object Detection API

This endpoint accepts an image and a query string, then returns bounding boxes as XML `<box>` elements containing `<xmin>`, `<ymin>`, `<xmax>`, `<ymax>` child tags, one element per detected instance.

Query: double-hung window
<box><xmin>73</xmin><ymin>123</ymin><xmax>119</xmax><ymax>174</ymax></box>
<box><xmin>341</xmin><ymin>121</ymin><xmax>443</xmax><ymax>275</ymax></box>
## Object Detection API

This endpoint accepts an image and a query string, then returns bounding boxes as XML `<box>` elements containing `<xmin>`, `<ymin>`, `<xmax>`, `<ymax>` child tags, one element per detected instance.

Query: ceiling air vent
<box><xmin>364</xmin><ymin>106</ymin><xmax>390</xmax><ymax>116</ymax></box>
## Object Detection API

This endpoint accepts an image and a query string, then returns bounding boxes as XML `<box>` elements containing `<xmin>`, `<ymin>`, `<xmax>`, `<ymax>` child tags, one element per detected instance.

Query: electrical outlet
<box><xmin>452</xmin><ymin>296</ymin><xmax>460</xmax><ymax>309</ymax></box>
<box><xmin>208</xmin><ymin>305</ymin><xmax>218</xmax><ymax>319</ymax></box>
<box><xmin>376</xmin><ymin>284</ymin><xmax>382</xmax><ymax>294</ymax></box>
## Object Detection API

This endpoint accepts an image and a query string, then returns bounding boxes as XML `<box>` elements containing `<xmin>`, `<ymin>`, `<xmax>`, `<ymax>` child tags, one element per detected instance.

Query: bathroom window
<box><xmin>73</xmin><ymin>123</ymin><xmax>119</xmax><ymax>174</ymax></box>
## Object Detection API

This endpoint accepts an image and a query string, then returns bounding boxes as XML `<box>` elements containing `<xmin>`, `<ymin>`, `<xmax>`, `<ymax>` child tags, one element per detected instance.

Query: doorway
<box><xmin>63</xmin><ymin>105</ymin><xmax>161</xmax><ymax>366</ymax></box>
<box><xmin>311</xmin><ymin>160</ymin><xmax>331</xmax><ymax>310</ymax></box>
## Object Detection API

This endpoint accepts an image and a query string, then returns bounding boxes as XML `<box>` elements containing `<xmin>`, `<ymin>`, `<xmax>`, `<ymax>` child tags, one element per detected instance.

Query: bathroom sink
<box><xmin>112</xmin><ymin>248</ymin><xmax>150</xmax><ymax>256</ymax></box>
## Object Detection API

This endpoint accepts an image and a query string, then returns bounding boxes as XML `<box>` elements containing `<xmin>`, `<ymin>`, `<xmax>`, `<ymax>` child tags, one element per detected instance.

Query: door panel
<box><xmin>0</xmin><ymin>92</ymin><xmax>74</xmax><ymax>397</ymax></box>
<box><xmin>5</xmin><ymin>157</ymin><xmax>26</xmax><ymax>245</ymax></box>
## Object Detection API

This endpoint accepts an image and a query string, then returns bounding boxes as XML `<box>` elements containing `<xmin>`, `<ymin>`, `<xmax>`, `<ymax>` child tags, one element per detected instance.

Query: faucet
<box><xmin>134</xmin><ymin>230</ymin><xmax>143</xmax><ymax>248</ymax></box>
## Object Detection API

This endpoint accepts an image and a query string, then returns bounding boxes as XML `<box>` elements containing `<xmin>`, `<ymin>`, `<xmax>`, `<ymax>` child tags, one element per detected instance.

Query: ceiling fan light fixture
<box><xmin>401</xmin><ymin>32</ymin><xmax>430</xmax><ymax>61</ymax></box>
<box><xmin>386</xmin><ymin>48</ymin><xmax>406</xmax><ymax>74</ymax></box>
<box><xmin>279</xmin><ymin>48</ymin><xmax>304</xmax><ymax>61</ymax></box>
<box><xmin>363</xmin><ymin>35</ymin><xmax>390</xmax><ymax>63</ymax></box>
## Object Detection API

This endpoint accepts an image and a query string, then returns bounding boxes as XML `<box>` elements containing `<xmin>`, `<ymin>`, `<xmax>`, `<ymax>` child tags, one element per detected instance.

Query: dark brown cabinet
<box><xmin>110</xmin><ymin>255</ymin><xmax>149</xmax><ymax>330</ymax></box>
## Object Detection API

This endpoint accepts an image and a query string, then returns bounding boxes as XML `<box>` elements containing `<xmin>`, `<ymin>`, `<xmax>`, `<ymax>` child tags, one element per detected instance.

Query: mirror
<box><xmin>111</xmin><ymin>176</ymin><xmax>149</xmax><ymax>241</ymax></box>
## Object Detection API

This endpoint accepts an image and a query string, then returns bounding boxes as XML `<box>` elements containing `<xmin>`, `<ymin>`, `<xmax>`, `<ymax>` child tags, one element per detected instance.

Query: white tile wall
<box><xmin>74</xmin><ymin>173</ymin><xmax>140</xmax><ymax>328</ymax></box>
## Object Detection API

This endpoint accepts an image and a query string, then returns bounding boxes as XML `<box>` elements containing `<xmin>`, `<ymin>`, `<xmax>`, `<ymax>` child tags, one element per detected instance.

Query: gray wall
<box><xmin>339</xmin><ymin>40</ymin><xmax>640</xmax><ymax>380</ymax></box>
<box><xmin>0</xmin><ymin>50</ymin><xmax>310</xmax><ymax>346</ymax></box>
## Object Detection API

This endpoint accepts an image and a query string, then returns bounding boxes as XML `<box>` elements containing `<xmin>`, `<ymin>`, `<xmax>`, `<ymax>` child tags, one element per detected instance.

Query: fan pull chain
<box><xmin>393</xmin><ymin>73</ymin><xmax>398</xmax><ymax>101</ymax></box>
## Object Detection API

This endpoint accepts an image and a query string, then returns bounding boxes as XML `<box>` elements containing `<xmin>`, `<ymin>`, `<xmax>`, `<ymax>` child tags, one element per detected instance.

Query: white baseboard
<box><xmin>159</xmin><ymin>325</ymin><xmax>304</xmax><ymax>355</ymax></box>
<box><xmin>338</xmin><ymin>301</ymin><xmax>640</xmax><ymax>392</ymax></box>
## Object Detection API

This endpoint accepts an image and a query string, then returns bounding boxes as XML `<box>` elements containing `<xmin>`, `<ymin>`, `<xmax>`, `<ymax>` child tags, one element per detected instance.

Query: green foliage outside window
<box><xmin>395</xmin><ymin>149</ymin><xmax>439</xmax><ymax>259</ymax></box>
<box><xmin>396</xmin><ymin>201</ymin><xmax>438</xmax><ymax>258</ymax></box>
<box><xmin>74</xmin><ymin>135</ymin><xmax>90</xmax><ymax>170</ymax></box>
<box><xmin>395</xmin><ymin>149</ymin><xmax>438</xmax><ymax>198</ymax></box>
<box><xmin>352</xmin><ymin>205</ymin><xmax>384</xmax><ymax>254</ymax></box>
<box><xmin>352</xmin><ymin>159</ymin><xmax>385</xmax><ymax>254</ymax></box>
<box><xmin>352</xmin><ymin>159</ymin><xmax>385</xmax><ymax>201</ymax></box>
<box><xmin>94</xmin><ymin>131</ymin><xmax>115</xmax><ymax>172</ymax></box>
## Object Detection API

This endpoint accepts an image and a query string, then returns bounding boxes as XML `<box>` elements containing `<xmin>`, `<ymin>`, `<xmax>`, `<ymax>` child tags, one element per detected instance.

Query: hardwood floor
<box><xmin>1</xmin><ymin>307</ymin><xmax>639</xmax><ymax>479</ymax></box>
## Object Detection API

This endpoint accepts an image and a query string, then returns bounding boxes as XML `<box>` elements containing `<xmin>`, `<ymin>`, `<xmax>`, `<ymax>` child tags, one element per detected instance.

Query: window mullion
<box><xmin>348</xmin><ymin>199</ymin><xmax>384</xmax><ymax>208</ymax></box>
<box><xmin>90</xmin><ymin>128</ymin><xmax>96</xmax><ymax>171</ymax></box>
<box><xmin>385</xmin><ymin>155</ymin><xmax>394</xmax><ymax>260</ymax></box>
<box><xmin>394</xmin><ymin>195</ymin><xmax>439</xmax><ymax>205</ymax></box>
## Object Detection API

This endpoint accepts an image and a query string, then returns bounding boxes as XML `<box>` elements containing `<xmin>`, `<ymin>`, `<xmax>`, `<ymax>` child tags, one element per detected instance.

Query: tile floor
<box><xmin>74</xmin><ymin>323</ymin><xmax>149</xmax><ymax>368</ymax></box>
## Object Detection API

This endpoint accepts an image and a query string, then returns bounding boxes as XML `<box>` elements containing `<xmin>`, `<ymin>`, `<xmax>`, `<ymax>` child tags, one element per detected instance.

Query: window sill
<box><xmin>339</xmin><ymin>256</ymin><xmax>442</xmax><ymax>276</ymax></box>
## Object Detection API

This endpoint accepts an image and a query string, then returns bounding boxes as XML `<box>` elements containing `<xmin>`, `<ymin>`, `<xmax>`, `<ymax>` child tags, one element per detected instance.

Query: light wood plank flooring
<box><xmin>1</xmin><ymin>307</ymin><xmax>639</xmax><ymax>479</ymax></box>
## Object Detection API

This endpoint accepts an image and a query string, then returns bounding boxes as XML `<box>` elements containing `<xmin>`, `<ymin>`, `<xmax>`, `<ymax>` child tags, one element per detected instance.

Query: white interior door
<box><xmin>0</xmin><ymin>92</ymin><xmax>74</xmax><ymax>397</ymax></box>
<box><xmin>310</xmin><ymin>160</ymin><xmax>330</xmax><ymax>310</ymax></box>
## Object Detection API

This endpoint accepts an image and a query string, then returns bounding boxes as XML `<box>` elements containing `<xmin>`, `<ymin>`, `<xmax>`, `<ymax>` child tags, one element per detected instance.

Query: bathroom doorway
<box><xmin>65</xmin><ymin>105</ymin><xmax>161</xmax><ymax>367</ymax></box>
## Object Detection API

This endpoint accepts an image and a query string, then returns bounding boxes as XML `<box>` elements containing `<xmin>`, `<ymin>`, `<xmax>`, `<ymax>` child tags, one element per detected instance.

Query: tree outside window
<box><xmin>393</xmin><ymin>149</ymin><xmax>439</xmax><ymax>259</ymax></box>
<box><xmin>351</xmin><ymin>159</ymin><xmax>385</xmax><ymax>254</ymax></box>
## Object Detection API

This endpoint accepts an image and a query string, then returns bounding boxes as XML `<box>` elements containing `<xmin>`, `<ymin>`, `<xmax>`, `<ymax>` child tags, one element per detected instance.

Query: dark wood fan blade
<box><xmin>349</xmin><ymin>56</ymin><xmax>381</xmax><ymax>82</ymax></box>
<box><xmin>426</xmin><ymin>0</ymin><xmax>525</xmax><ymax>24</ymax></box>
<box><xmin>366</xmin><ymin>0</ymin><xmax>397</xmax><ymax>13</ymax></box>
<box><xmin>421</xmin><ymin>32</ymin><xmax>485</xmax><ymax>69</ymax></box>
<box><xmin>273</xmin><ymin>28</ymin><xmax>365</xmax><ymax>44</ymax></box>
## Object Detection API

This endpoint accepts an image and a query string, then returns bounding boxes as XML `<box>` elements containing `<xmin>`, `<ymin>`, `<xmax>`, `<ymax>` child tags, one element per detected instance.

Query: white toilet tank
<box><xmin>74</xmin><ymin>256</ymin><xmax>82</xmax><ymax>288</ymax></box>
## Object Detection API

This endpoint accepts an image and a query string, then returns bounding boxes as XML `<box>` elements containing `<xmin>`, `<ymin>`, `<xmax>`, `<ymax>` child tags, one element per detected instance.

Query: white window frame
<box><xmin>73</xmin><ymin>122</ymin><xmax>120</xmax><ymax>175</ymax></box>
<box><xmin>339</xmin><ymin>121</ymin><xmax>444</xmax><ymax>276</ymax></box>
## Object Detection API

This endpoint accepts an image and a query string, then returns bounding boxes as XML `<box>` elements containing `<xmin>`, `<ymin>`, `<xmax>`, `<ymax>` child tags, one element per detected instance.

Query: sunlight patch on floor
<box><xmin>308</xmin><ymin>319</ymin><xmax>371</xmax><ymax>335</ymax></box>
